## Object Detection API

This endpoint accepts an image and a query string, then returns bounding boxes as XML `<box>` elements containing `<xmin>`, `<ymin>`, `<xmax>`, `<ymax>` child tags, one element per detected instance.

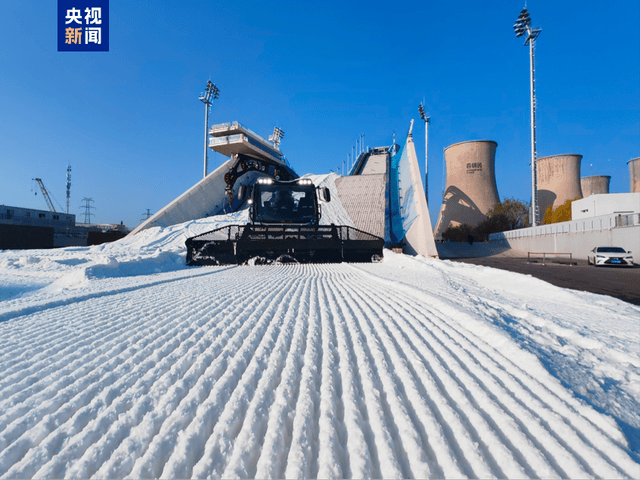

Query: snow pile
<box><xmin>1</xmin><ymin>174</ymin><xmax>639</xmax><ymax>478</ymax></box>
<box><xmin>1</xmin><ymin>174</ymin><xmax>349</xmax><ymax>302</ymax></box>
<box><xmin>306</xmin><ymin>173</ymin><xmax>356</xmax><ymax>228</ymax></box>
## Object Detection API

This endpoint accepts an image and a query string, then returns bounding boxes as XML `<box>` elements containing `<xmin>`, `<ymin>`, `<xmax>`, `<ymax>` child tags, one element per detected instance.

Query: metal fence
<box><xmin>489</xmin><ymin>213</ymin><xmax>640</xmax><ymax>241</ymax></box>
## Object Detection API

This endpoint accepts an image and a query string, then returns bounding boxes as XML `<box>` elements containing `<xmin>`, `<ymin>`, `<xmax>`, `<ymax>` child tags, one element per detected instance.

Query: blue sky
<box><xmin>1</xmin><ymin>0</ymin><xmax>638</xmax><ymax>229</ymax></box>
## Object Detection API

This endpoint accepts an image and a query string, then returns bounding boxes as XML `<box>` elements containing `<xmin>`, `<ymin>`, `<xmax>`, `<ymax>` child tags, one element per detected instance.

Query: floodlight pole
<box><xmin>424</xmin><ymin>117</ymin><xmax>429</xmax><ymax>204</ymax></box>
<box><xmin>528</xmin><ymin>35</ymin><xmax>540</xmax><ymax>226</ymax></box>
<box><xmin>269</xmin><ymin>126</ymin><xmax>284</xmax><ymax>148</ymax></box>
<box><xmin>203</xmin><ymin>98</ymin><xmax>209</xmax><ymax>178</ymax></box>
<box><xmin>199</xmin><ymin>81</ymin><xmax>219</xmax><ymax>178</ymax></box>
<box><xmin>514</xmin><ymin>8</ymin><xmax>541</xmax><ymax>226</ymax></box>
<box><xmin>419</xmin><ymin>103</ymin><xmax>430</xmax><ymax>204</ymax></box>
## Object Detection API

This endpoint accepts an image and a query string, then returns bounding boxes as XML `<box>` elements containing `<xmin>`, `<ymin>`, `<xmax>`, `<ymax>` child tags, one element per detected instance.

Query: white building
<box><xmin>572</xmin><ymin>193</ymin><xmax>640</xmax><ymax>220</ymax></box>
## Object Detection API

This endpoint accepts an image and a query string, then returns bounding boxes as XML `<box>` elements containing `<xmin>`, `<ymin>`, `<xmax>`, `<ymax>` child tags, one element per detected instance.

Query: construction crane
<box><xmin>33</xmin><ymin>178</ymin><xmax>57</xmax><ymax>213</ymax></box>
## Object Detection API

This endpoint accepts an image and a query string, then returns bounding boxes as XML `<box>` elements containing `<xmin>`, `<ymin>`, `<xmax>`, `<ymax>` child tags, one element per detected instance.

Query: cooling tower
<box><xmin>537</xmin><ymin>154</ymin><xmax>583</xmax><ymax>218</ymax></box>
<box><xmin>434</xmin><ymin>140</ymin><xmax>500</xmax><ymax>238</ymax></box>
<box><xmin>629</xmin><ymin>157</ymin><xmax>640</xmax><ymax>193</ymax></box>
<box><xmin>581</xmin><ymin>175</ymin><xmax>611</xmax><ymax>197</ymax></box>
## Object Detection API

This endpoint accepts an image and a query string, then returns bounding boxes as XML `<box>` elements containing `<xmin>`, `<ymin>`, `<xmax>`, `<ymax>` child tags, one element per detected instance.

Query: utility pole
<box><xmin>199</xmin><ymin>80</ymin><xmax>220</xmax><ymax>178</ymax></box>
<box><xmin>418</xmin><ymin>103</ymin><xmax>430</xmax><ymax>205</ymax></box>
<box><xmin>514</xmin><ymin>7</ymin><xmax>542</xmax><ymax>226</ymax></box>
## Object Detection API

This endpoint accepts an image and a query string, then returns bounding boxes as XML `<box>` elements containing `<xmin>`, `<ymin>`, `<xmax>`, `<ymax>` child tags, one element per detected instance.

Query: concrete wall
<box><xmin>629</xmin><ymin>157</ymin><xmax>640</xmax><ymax>193</ymax></box>
<box><xmin>537</xmin><ymin>154</ymin><xmax>583</xmax><ymax>218</ymax></box>
<box><xmin>580</xmin><ymin>175</ymin><xmax>610</xmax><ymax>197</ymax></box>
<box><xmin>572</xmin><ymin>193</ymin><xmax>640</xmax><ymax>220</ymax></box>
<box><xmin>434</xmin><ymin>140</ymin><xmax>500</xmax><ymax>238</ymax></box>
<box><xmin>490</xmin><ymin>212</ymin><xmax>640</xmax><ymax>262</ymax></box>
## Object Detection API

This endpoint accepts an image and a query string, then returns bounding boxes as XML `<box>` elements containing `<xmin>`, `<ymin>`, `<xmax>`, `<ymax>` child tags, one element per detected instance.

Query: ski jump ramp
<box><xmin>337</xmin><ymin>124</ymin><xmax>438</xmax><ymax>258</ymax></box>
<box><xmin>130</xmin><ymin>122</ymin><xmax>295</xmax><ymax>235</ymax></box>
<box><xmin>131</xmin><ymin>120</ymin><xmax>438</xmax><ymax>258</ymax></box>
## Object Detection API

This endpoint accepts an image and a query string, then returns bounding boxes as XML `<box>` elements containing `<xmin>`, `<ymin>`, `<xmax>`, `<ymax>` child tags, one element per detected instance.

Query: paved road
<box><xmin>449</xmin><ymin>257</ymin><xmax>640</xmax><ymax>306</ymax></box>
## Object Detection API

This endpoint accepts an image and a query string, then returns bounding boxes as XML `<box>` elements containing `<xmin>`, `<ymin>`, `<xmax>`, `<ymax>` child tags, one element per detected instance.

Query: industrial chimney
<box><xmin>537</xmin><ymin>154</ymin><xmax>583</xmax><ymax>218</ymax></box>
<box><xmin>629</xmin><ymin>157</ymin><xmax>640</xmax><ymax>193</ymax></box>
<box><xmin>580</xmin><ymin>175</ymin><xmax>611</xmax><ymax>197</ymax></box>
<box><xmin>434</xmin><ymin>140</ymin><xmax>500</xmax><ymax>239</ymax></box>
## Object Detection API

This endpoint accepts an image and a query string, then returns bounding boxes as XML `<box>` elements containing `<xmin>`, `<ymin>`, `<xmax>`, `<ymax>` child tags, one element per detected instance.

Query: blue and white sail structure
<box><xmin>338</xmin><ymin>121</ymin><xmax>438</xmax><ymax>257</ymax></box>
<box><xmin>387</xmin><ymin>121</ymin><xmax>439</xmax><ymax>257</ymax></box>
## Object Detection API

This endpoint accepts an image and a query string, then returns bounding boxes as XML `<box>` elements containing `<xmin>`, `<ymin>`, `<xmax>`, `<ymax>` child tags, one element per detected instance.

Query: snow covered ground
<box><xmin>1</xmin><ymin>175</ymin><xmax>639</xmax><ymax>479</ymax></box>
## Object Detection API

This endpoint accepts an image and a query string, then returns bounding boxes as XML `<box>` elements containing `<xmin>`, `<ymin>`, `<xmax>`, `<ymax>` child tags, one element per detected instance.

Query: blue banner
<box><xmin>387</xmin><ymin>143</ymin><xmax>405</xmax><ymax>244</ymax></box>
<box><xmin>387</xmin><ymin>138</ymin><xmax>419</xmax><ymax>245</ymax></box>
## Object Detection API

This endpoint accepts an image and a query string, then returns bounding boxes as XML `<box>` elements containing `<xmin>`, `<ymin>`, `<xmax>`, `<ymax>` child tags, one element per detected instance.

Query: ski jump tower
<box><xmin>132</xmin><ymin>119</ymin><xmax>438</xmax><ymax>259</ymax></box>
<box><xmin>131</xmin><ymin>122</ymin><xmax>296</xmax><ymax>235</ymax></box>
<box><xmin>338</xmin><ymin>121</ymin><xmax>438</xmax><ymax>258</ymax></box>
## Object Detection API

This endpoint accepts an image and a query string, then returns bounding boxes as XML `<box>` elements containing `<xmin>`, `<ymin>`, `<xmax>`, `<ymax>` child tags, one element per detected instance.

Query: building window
<box><xmin>39</xmin><ymin>213</ymin><xmax>46</xmax><ymax>218</ymax></box>
<box><xmin>53</xmin><ymin>215</ymin><xmax>60</xmax><ymax>220</ymax></box>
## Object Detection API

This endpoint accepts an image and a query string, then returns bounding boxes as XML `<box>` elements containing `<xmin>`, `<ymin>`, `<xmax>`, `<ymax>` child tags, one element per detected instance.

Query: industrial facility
<box><xmin>537</xmin><ymin>154</ymin><xmax>583</xmax><ymax>217</ymax></box>
<box><xmin>581</xmin><ymin>175</ymin><xmax>611</xmax><ymax>197</ymax></box>
<box><xmin>490</xmin><ymin>154</ymin><xmax>640</xmax><ymax>263</ymax></box>
<box><xmin>0</xmin><ymin>172</ymin><xmax>127</xmax><ymax>249</ymax></box>
<box><xmin>629</xmin><ymin>157</ymin><xmax>640</xmax><ymax>193</ymax></box>
<box><xmin>433</xmin><ymin>140</ymin><xmax>500</xmax><ymax>239</ymax></box>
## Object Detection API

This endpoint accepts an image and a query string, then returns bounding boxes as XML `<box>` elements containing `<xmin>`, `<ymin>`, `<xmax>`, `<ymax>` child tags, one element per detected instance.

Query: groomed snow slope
<box><xmin>1</xmin><ymin>174</ymin><xmax>639</xmax><ymax>479</ymax></box>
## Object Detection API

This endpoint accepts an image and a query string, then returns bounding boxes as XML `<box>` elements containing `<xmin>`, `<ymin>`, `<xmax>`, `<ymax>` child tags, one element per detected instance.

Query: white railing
<box><xmin>489</xmin><ymin>212</ymin><xmax>640</xmax><ymax>241</ymax></box>
<box><xmin>209</xmin><ymin>134</ymin><xmax>244</xmax><ymax>146</ymax></box>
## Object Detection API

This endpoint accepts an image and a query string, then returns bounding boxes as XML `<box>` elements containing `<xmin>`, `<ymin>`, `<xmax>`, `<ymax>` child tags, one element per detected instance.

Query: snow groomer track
<box><xmin>1</xmin><ymin>260</ymin><xmax>638</xmax><ymax>479</ymax></box>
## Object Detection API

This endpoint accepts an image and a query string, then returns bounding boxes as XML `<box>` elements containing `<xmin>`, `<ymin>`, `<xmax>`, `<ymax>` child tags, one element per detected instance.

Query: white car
<box><xmin>587</xmin><ymin>246</ymin><xmax>634</xmax><ymax>267</ymax></box>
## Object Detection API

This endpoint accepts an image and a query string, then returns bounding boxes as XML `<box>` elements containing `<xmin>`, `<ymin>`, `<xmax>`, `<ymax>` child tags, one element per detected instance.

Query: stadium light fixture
<box><xmin>199</xmin><ymin>80</ymin><xmax>219</xmax><ymax>178</ymax></box>
<box><xmin>269</xmin><ymin>126</ymin><xmax>284</xmax><ymax>147</ymax></box>
<box><xmin>514</xmin><ymin>7</ymin><xmax>542</xmax><ymax>226</ymax></box>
